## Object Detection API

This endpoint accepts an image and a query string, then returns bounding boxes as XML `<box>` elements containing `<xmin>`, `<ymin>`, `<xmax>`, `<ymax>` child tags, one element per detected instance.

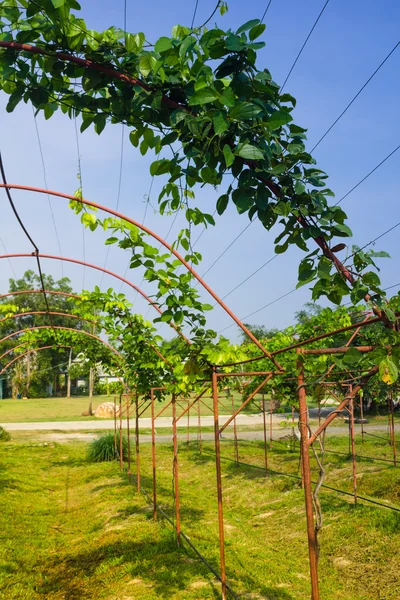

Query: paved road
<box><xmin>1</xmin><ymin>413</ymin><xmax>280</xmax><ymax>431</ymax></box>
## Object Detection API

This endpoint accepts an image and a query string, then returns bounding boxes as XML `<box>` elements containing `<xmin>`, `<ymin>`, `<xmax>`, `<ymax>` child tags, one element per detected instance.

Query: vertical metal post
<box><xmin>318</xmin><ymin>399</ymin><xmax>321</xmax><ymax>427</ymax></box>
<box><xmin>349</xmin><ymin>396</ymin><xmax>357</xmax><ymax>504</ymax></box>
<box><xmin>359</xmin><ymin>393</ymin><xmax>364</xmax><ymax>444</ymax></box>
<box><xmin>113</xmin><ymin>396</ymin><xmax>117</xmax><ymax>459</ymax></box>
<box><xmin>151</xmin><ymin>389</ymin><xmax>157</xmax><ymax>521</ymax></box>
<box><xmin>297</xmin><ymin>353</ymin><xmax>320</xmax><ymax>600</ymax></box>
<box><xmin>390</xmin><ymin>391</ymin><xmax>397</xmax><ymax>467</ymax></box>
<box><xmin>269</xmin><ymin>406</ymin><xmax>273</xmax><ymax>450</ymax></box>
<box><xmin>212</xmin><ymin>368</ymin><xmax>227</xmax><ymax>600</ymax></box>
<box><xmin>119</xmin><ymin>395</ymin><xmax>123</xmax><ymax>471</ymax></box>
<box><xmin>135</xmin><ymin>394</ymin><xmax>141</xmax><ymax>492</ymax></box>
<box><xmin>172</xmin><ymin>394</ymin><xmax>181</xmax><ymax>545</ymax></box>
<box><xmin>292</xmin><ymin>405</ymin><xmax>296</xmax><ymax>452</ymax></box>
<box><xmin>198</xmin><ymin>398</ymin><xmax>202</xmax><ymax>454</ymax></box>
<box><xmin>262</xmin><ymin>399</ymin><xmax>268</xmax><ymax>476</ymax></box>
<box><xmin>232</xmin><ymin>394</ymin><xmax>239</xmax><ymax>465</ymax></box>
<box><xmin>127</xmin><ymin>397</ymin><xmax>131</xmax><ymax>476</ymax></box>
<box><xmin>187</xmin><ymin>400</ymin><xmax>190</xmax><ymax>447</ymax></box>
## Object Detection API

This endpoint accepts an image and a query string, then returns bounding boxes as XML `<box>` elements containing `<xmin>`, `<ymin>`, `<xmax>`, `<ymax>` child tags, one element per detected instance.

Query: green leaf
<box><xmin>213</xmin><ymin>111</ymin><xmax>229</xmax><ymax>135</ymax></box>
<box><xmin>267</xmin><ymin>110</ymin><xmax>293</xmax><ymax>130</ymax></box>
<box><xmin>236</xmin><ymin>19</ymin><xmax>260</xmax><ymax>35</ymax></box>
<box><xmin>249</xmin><ymin>23</ymin><xmax>266</xmax><ymax>40</ymax></box>
<box><xmin>139</xmin><ymin>54</ymin><xmax>157</xmax><ymax>77</ymax></box>
<box><xmin>232</xmin><ymin>188</ymin><xmax>254</xmax><ymax>214</ymax></box>
<box><xmin>188</xmin><ymin>88</ymin><xmax>218</xmax><ymax>106</ymax></box>
<box><xmin>155</xmin><ymin>36</ymin><xmax>173</xmax><ymax>53</ymax></box>
<box><xmin>343</xmin><ymin>348</ymin><xmax>362</xmax><ymax>366</ymax></box>
<box><xmin>51</xmin><ymin>0</ymin><xmax>66</xmax><ymax>7</ymax></box>
<box><xmin>105</xmin><ymin>237</ymin><xmax>119</xmax><ymax>245</ymax></box>
<box><xmin>223</xmin><ymin>144</ymin><xmax>235</xmax><ymax>167</ymax></box>
<box><xmin>236</xmin><ymin>143</ymin><xmax>264</xmax><ymax>161</ymax></box>
<box><xmin>333</xmin><ymin>223</ymin><xmax>353</xmax><ymax>237</ymax></box>
<box><xmin>294</xmin><ymin>181</ymin><xmax>305</xmax><ymax>195</ymax></box>
<box><xmin>230</xmin><ymin>102</ymin><xmax>262</xmax><ymax>120</ymax></box>
<box><xmin>216</xmin><ymin>194</ymin><xmax>229</xmax><ymax>215</ymax></box>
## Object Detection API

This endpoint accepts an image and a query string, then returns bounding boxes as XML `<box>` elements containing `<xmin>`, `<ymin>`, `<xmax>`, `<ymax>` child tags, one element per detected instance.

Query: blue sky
<box><xmin>0</xmin><ymin>0</ymin><xmax>399</xmax><ymax>342</ymax></box>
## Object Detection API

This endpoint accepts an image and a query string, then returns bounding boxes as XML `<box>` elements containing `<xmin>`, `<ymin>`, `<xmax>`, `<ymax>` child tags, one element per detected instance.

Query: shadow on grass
<box><xmin>36</xmin><ymin>536</ymin><xmax>222</xmax><ymax>599</ymax></box>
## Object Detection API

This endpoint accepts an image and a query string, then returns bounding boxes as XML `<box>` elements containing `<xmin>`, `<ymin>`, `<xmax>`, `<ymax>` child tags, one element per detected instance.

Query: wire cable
<box><xmin>281</xmin><ymin>0</ymin><xmax>331</xmax><ymax>92</ymax></box>
<box><xmin>261</xmin><ymin>0</ymin><xmax>273</xmax><ymax>23</ymax></box>
<box><xmin>32</xmin><ymin>109</ymin><xmax>64</xmax><ymax>277</ymax></box>
<box><xmin>0</xmin><ymin>235</ymin><xmax>17</xmax><ymax>278</ymax></box>
<box><xmin>73</xmin><ymin>110</ymin><xmax>86</xmax><ymax>290</ymax></box>
<box><xmin>100</xmin><ymin>124</ymin><xmax>125</xmax><ymax>287</ymax></box>
<box><xmin>310</xmin><ymin>39</ymin><xmax>400</xmax><ymax>154</ymax></box>
<box><xmin>191</xmin><ymin>0</ymin><xmax>200</xmax><ymax>29</ymax></box>
<box><xmin>0</xmin><ymin>152</ymin><xmax>55</xmax><ymax>328</ymax></box>
<box><xmin>335</xmin><ymin>143</ymin><xmax>400</xmax><ymax>206</ymax></box>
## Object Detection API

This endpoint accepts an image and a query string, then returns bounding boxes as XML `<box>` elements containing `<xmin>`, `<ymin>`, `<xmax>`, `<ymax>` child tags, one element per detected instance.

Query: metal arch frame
<box><xmin>0</xmin><ymin>254</ymin><xmax>190</xmax><ymax>343</ymax></box>
<box><xmin>0</xmin><ymin>290</ymin><xmax>81</xmax><ymax>301</ymax></box>
<box><xmin>0</xmin><ymin>307</ymin><xmax>174</xmax><ymax>371</ymax></box>
<box><xmin>0</xmin><ymin>344</ymin><xmax>130</xmax><ymax>392</ymax></box>
<box><xmin>0</xmin><ymin>183</ymin><xmax>282</xmax><ymax>369</ymax></box>
<box><xmin>0</xmin><ymin>325</ymin><xmax>125</xmax><ymax>366</ymax></box>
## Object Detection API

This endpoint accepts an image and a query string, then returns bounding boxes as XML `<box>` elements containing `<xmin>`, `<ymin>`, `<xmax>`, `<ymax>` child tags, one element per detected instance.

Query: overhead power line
<box><xmin>335</xmin><ymin>143</ymin><xmax>400</xmax><ymax>206</ymax></box>
<box><xmin>281</xmin><ymin>0</ymin><xmax>331</xmax><ymax>92</ymax></box>
<box><xmin>0</xmin><ymin>235</ymin><xmax>16</xmax><ymax>278</ymax></box>
<box><xmin>310</xmin><ymin>39</ymin><xmax>400</xmax><ymax>153</ymax></box>
<box><xmin>0</xmin><ymin>152</ymin><xmax>55</xmax><ymax>329</ymax></box>
<box><xmin>261</xmin><ymin>0</ymin><xmax>273</xmax><ymax>23</ymax></box>
<box><xmin>32</xmin><ymin>110</ymin><xmax>64</xmax><ymax>277</ymax></box>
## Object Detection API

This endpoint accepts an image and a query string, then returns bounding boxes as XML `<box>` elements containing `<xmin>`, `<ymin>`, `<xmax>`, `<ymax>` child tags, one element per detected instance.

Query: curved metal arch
<box><xmin>0</xmin><ymin>254</ymin><xmax>190</xmax><ymax>344</ymax></box>
<box><xmin>0</xmin><ymin>308</ymin><xmax>173</xmax><ymax>370</ymax></box>
<box><xmin>0</xmin><ymin>310</ymin><xmax>97</xmax><ymax>326</ymax></box>
<box><xmin>0</xmin><ymin>325</ymin><xmax>125</xmax><ymax>365</ymax></box>
<box><xmin>0</xmin><ymin>183</ymin><xmax>281</xmax><ymax>367</ymax></box>
<box><xmin>0</xmin><ymin>344</ymin><xmax>128</xmax><ymax>391</ymax></box>
<box><xmin>0</xmin><ymin>290</ymin><xmax>81</xmax><ymax>301</ymax></box>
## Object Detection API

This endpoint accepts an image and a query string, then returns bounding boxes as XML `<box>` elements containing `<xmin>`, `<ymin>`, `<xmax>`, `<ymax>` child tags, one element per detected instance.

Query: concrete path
<box><xmin>1</xmin><ymin>412</ymin><xmax>279</xmax><ymax>431</ymax></box>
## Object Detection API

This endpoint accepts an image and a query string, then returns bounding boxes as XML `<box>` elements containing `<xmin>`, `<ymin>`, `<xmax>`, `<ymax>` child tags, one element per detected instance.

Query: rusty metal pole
<box><xmin>262</xmin><ymin>398</ymin><xmax>268</xmax><ymax>476</ymax></box>
<box><xmin>292</xmin><ymin>405</ymin><xmax>296</xmax><ymax>452</ymax></box>
<box><xmin>135</xmin><ymin>394</ymin><xmax>141</xmax><ymax>492</ymax></box>
<box><xmin>113</xmin><ymin>396</ymin><xmax>117</xmax><ymax>460</ymax></box>
<box><xmin>187</xmin><ymin>400</ymin><xmax>190</xmax><ymax>447</ymax></box>
<box><xmin>127</xmin><ymin>397</ymin><xmax>131</xmax><ymax>476</ymax></box>
<box><xmin>297</xmin><ymin>353</ymin><xmax>320</xmax><ymax>600</ymax></box>
<box><xmin>269</xmin><ymin>406</ymin><xmax>273</xmax><ymax>450</ymax></box>
<box><xmin>390</xmin><ymin>391</ymin><xmax>397</xmax><ymax>467</ymax></box>
<box><xmin>212</xmin><ymin>367</ymin><xmax>227</xmax><ymax>600</ymax></box>
<box><xmin>172</xmin><ymin>394</ymin><xmax>181</xmax><ymax>545</ymax></box>
<box><xmin>232</xmin><ymin>394</ymin><xmax>239</xmax><ymax>465</ymax></box>
<box><xmin>119</xmin><ymin>395</ymin><xmax>123</xmax><ymax>472</ymax></box>
<box><xmin>359</xmin><ymin>393</ymin><xmax>365</xmax><ymax>444</ymax></box>
<box><xmin>198</xmin><ymin>398</ymin><xmax>202</xmax><ymax>454</ymax></box>
<box><xmin>151</xmin><ymin>389</ymin><xmax>157</xmax><ymax>521</ymax></box>
<box><xmin>349</xmin><ymin>394</ymin><xmax>357</xmax><ymax>505</ymax></box>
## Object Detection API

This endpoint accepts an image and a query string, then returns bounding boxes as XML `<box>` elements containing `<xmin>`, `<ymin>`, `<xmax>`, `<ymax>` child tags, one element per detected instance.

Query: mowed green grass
<box><xmin>0</xmin><ymin>432</ymin><xmax>399</xmax><ymax>599</ymax></box>
<box><xmin>0</xmin><ymin>392</ymin><xmax>260</xmax><ymax>423</ymax></box>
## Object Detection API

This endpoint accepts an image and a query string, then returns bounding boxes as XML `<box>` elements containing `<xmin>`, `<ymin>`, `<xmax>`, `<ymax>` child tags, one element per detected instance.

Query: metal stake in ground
<box><xmin>349</xmin><ymin>393</ymin><xmax>357</xmax><ymax>504</ymax></box>
<box><xmin>119</xmin><ymin>394</ymin><xmax>123</xmax><ymax>472</ymax></box>
<box><xmin>297</xmin><ymin>352</ymin><xmax>320</xmax><ymax>600</ymax></box>
<box><xmin>135</xmin><ymin>394</ymin><xmax>141</xmax><ymax>492</ymax></box>
<box><xmin>212</xmin><ymin>367</ymin><xmax>227</xmax><ymax>600</ymax></box>
<box><xmin>126</xmin><ymin>396</ymin><xmax>131</xmax><ymax>476</ymax></box>
<box><xmin>172</xmin><ymin>394</ymin><xmax>181</xmax><ymax>545</ymax></box>
<box><xmin>151</xmin><ymin>388</ymin><xmax>157</xmax><ymax>521</ymax></box>
<box><xmin>113</xmin><ymin>396</ymin><xmax>117</xmax><ymax>459</ymax></box>
<box><xmin>262</xmin><ymin>398</ymin><xmax>268</xmax><ymax>476</ymax></box>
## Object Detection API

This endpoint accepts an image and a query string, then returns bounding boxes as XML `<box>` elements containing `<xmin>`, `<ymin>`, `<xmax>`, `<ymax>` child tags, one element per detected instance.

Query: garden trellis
<box><xmin>0</xmin><ymin>1</ymin><xmax>399</xmax><ymax>599</ymax></box>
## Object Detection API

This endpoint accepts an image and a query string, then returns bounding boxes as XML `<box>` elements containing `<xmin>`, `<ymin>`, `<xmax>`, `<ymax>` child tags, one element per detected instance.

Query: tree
<box><xmin>239</xmin><ymin>324</ymin><xmax>279</xmax><ymax>343</ymax></box>
<box><xmin>295</xmin><ymin>303</ymin><xmax>323</xmax><ymax>325</ymax></box>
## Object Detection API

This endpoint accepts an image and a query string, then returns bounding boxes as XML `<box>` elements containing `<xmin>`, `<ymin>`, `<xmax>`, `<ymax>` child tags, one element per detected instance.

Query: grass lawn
<box><xmin>0</xmin><ymin>432</ymin><xmax>399</xmax><ymax>599</ymax></box>
<box><xmin>0</xmin><ymin>392</ymin><xmax>263</xmax><ymax>423</ymax></box>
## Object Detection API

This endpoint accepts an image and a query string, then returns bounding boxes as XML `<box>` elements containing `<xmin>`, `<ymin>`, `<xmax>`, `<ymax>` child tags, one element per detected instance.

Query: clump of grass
<box><xmin>0</xmin><ymin>426</ymin><xmax>11</xmax><ymax>441</ymax></box>
<box><xmin>87</xmin><ymin>432</ymin><xmax>128</xmax><ymax>462</ymax></box>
